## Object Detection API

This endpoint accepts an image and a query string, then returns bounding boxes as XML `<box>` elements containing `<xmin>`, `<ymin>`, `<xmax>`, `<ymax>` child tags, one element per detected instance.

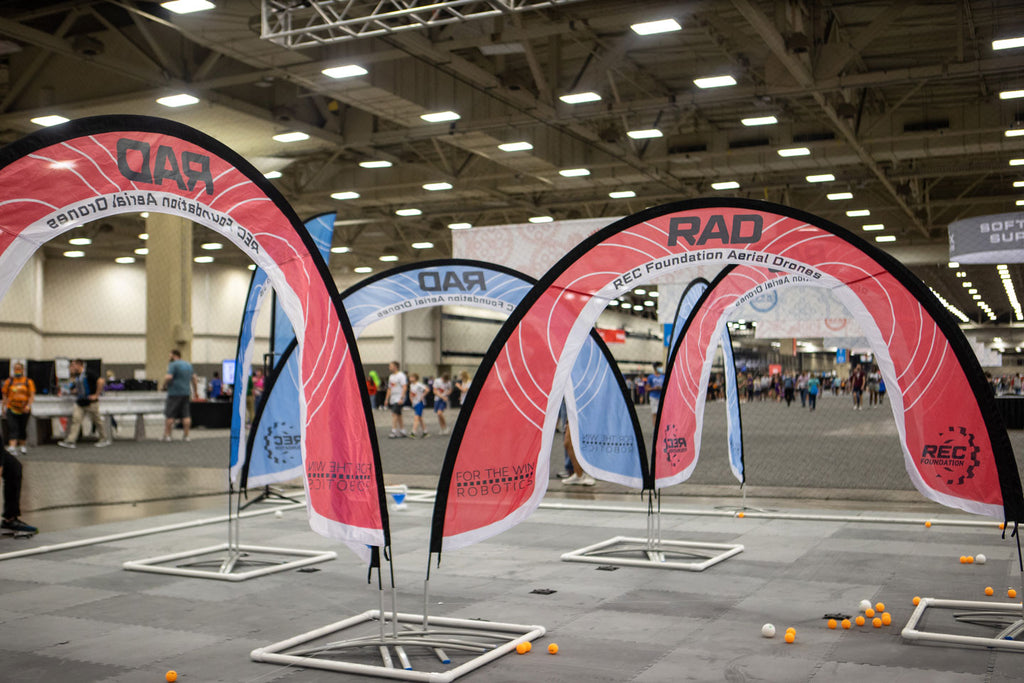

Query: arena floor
<box><xmin>3</xmin><ymin>392</ymin><xmax>1024</xmax><ymax>681</ymax></box>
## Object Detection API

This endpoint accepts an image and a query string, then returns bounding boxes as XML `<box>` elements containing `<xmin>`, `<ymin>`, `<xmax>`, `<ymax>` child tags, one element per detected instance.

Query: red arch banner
<box><xmin>431</xmin><ymin>200</ymin><xmax>1023</xmax><ymax>554</ymax></box>
<box><xmin>0</xmin><ymin>116</ymin><xmax>387</xmax><ymax>561</ymax></box>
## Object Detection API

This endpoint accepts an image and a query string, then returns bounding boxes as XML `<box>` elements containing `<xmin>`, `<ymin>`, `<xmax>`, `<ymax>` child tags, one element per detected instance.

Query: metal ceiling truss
<box><xmin>261</xmin><ymin>0</ymin><xmax>587</xmax><ymax>48</ymax></box>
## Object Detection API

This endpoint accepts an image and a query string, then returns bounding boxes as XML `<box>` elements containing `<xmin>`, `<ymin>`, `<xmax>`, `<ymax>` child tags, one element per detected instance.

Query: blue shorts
<box><xmin>434</xmin><ymin>399</ymin><xmax>447</xmax><ymax>412</ymax></box>
<box><xmin>413</xmin><ymin>402</ymin><xmax>424</xmax><ymax>417</ymax></box>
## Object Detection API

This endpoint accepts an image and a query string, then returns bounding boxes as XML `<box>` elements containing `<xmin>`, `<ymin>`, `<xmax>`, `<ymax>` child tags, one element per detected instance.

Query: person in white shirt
<box><xmin>433</xmin><ymin>373</ymin><xmax>451</xmax><ymax>435</ymax></box>
<box><xmin>384</xmin><ymin>361</ymin><xmax>408</xmax><ymax>438</ymax></box>
<box><xmin>408</xmin><ymin>373</ymin><xmax>428</xmax><ymax>438</ymax></box>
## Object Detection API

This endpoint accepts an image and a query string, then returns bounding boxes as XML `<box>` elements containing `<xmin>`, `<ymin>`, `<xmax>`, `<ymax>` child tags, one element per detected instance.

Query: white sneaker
<box><xmin>561</xmin><ymin>473</ymin><xmax>580</xmax><ymax>485</ymax></box>
<box><xmin>57</xmin><ymin>440</ymin><xmax>76</xmax><ymax>449</ymax></box>
<box><xmin>577</xmin><ymin>474</ymin><xmax>596</xmax><ymax>486</ymax></box>
<box><xmin>94</xmin><ymin>440</ymin><xmax>112</xmax><ymax>448</ymax></box>
<box><xmin>18</xmin><ymin>446</ymin><xmax>26</xmax><ymax>455</ymax></box>
<box><xmin>161</xmin><ymin>435</ymin><xmax>172</xmax><ymax>442</ymax></box>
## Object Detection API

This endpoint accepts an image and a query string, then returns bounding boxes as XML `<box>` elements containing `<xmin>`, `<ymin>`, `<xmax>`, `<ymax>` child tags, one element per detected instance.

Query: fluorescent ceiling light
<box><xmin>1016</xmin><ymin>181</ymin><xmax>1024</xmax><ymax>187</ymax></box>
<box><xmin>741</xmin><ymin>115</ymin><xmax>778</xmax><ymax>126</ymax></box>
<box><xmin>973</xmin><ymin>294</ymin><xmax>982</xmax><ymax>300</ymax></box>
<box><xmin>609</xmin><ymin>190</ymin><xmax>636</xmax><ymax>199</ymax></box>
<box><xmin>994</xmin><ymin>36</ymin><xmax>1024</xmax><ymax>50</ymax></box>
<box><xmin>627</xmin><ymin>129</ymin><xmax>663</xmax><ymax>139</ymax></box>
<box><xmin>777</xmin><ymin>147</ymin><xmax>810</xmax><ymax>157</ymax></box>
<box><xmin>875</xmin><ymin>235</ymin><xmax>896</xmax><ymax>243</ymax></box>
<box><xmin>1010</xmin><ymin>159</ymin><xmax>1024</xmax><ymax>166</ymax></box>
<box><xmin>379</xmin><ymin>255</ymin><xmax>399</xmax><ymax>262</ymax></box>
<box><xmin>63</xmin><ymin>250</ymin><xmax>85</xmax><ymax>258</ymax></box>
<box><xmin>1006</xmin><ymin>129</ymin><xmax>1024</xmax><ymax>137</ymax></box>
<box><xmin>498</xmin><ymin>141</ymin><xmax>533</xmax><ymax>152</ymax></box>
<box><xmin>559</xmin><ymin>92</ymin><xmax>601</xmax><ymax>104</ymax></box>
<box><xmin>31</xmin><ymin>114</ymin><xmax>69</xmax><ymax>127</ymax></box>
<box><xmin>529</xmin><ymin>216</ymin><xmax>553</xmax><ymax>223</ymax></box>
<box><xmin>331</xmin><ymin>191</ymin><xmax>360</xmax><ymax>200</ymax></box>
<box><xmin>420</xmin><ymin>111</ymin><xmax>460</xmax><ymax>123</ymax></box>
<box><xmin>359</xmin><ymin>160</ymin><xmax>393</xmax><ymax>169</ymax></box>
<box><xmin>632</xmin><ymin>305</ymin><xmax>643</xmax><ymax>311</ymax></box>
<box><xmin>862</xmin><ymin>224</ymin><xmax>884</xmax><ymax>231</ymax></box>
<box><xmin>631</xmin><ymin>18</ymin><xmax>681</xmax><ymax>35</ymax></box>
<box><xmin>634</xmin><ymin>288</ymin><xmax>646</xmax><ymax>295</ymax></box>
<box><xmin>193</xmin><ymin>256</ymin><xmax>214</xmax><ymax>263</ymax></box>
<box><xmin>272</xmin><ymin>131</ymin><xmax>309</xmax><ymax>143</ymax></box>
<box><xmin>321</xmin><ymin>64</ymin><xmax>367</xmax><ymax>79</ymax></box>
<box><xmin>448</xmin><ymin>222</ymin><xmax>472</xmax><ymax>230</ymax></box>
<box><xmin>608</xmin><ymin>301</ymin><xmax>619</xmax><ymax>307</ymax></box>
<box><xmin>156</xmin><ymin>93</ymin><xmax>199</xmax><ymax>108</ymax></box>
<box><xmin>846</xmin><ymin>209</ymin><xmax>870</xmax><ymax>217</ymax></box>
<box><xmin>115</xmin><ymin>257</ymin><xmax>135</xmax><ymax>264</ymax></box>
<box><xmin>969</xmin><ymin>288</ymin><xmax>978</xmax><ymax>294</ymax></box>
<box><xmin>693</xmin><ymin>75</ymin><xmax>736</xmax><ymax>89</ymax></box>
<box><xmin>559</xmin><ymin>168</ymin><xmax>590</xmax><ymax>177</ymax></box>
<box><xmin>200</xmin><ymin>242</ymin><xmax>223</xmax><ymax>250</ymax></box>
<box><xmin>999</xmin><ymin>90</ymin><xmax>1024</xmax><ymax>100</ymax></box>
<box><xmin>354</xmin><ymin>266</ymin><xmax>373</xmax><ymax>273</ymax></box>
<box><xmin>68</xmin><ymin>237</ymin><xmax>91</xmax><ymax>246</ymax></box>
<box><xmin>806</xmin><ymin>173</ymin><xmax>835</xmax><ymax>183</ymax></box>
<box><xmin>395</xmin><ymin>208</ymin><xmax>422</xmax><ymax>216</ymax></box>
<box><xmin>711</xmin><ymin>181</ymin><xmax>740</xmax><ymax>190</ymax></box>
<box><xmin>644</xmin><ymin>300</ymin><xmax>654</xmax><ymax>307</ymax></box>
<box><xmin>948</xmin><ymin>261</ymin><xmax>959</xmax><ymax>268</ymax></box>
<box><xmin>138</xmin><ymin>233</ymin><xmax>149</xmax><ymax>240</ymax></box>
<box><xmin>411</xmin><ymin>242</ymin><xmax>434</xmax><ymax>249</ymax></box>
<box><xmin>330</xmin><ymin>246</ymin><xmax>351</xmax><ymax>254</ymax></box>
<box><xmin>161</xmin><ymin>0</ymin><xmax>214</xmax><ymax>13</ymax></box>
<box><xmin>423</xmin><ymin>182</ymin><xmax>453</xmax><ymax>191</ymax></box>
<box><xmin>649</xmin><ymin>291</ymin><xmax>659</xmax><ymax>298</ymax></box>
<box><xmin>134</xmin><ymin>247</ymin><xmax>149</xmax><ymax>255</ymax></box>
<box><xmin>140</xmin><ymin>212</ymin><xmax>149</xmax><ymax>218</ymax></box>
<box><xmin>263</xmin><ymin>171</ymin><xmax>282</xmax><ymax>179</ymax></box>
<box><xmin>1017</xmin><ymin>199</ymin><xmax>1024</xmax><ymax>206</ymax></box>
<box><xmin>827</xmin><ymin>192</ymin><xmax>853</xmax><ymax>200</ymax></box>
<box><xmin>247</xmin><ymin>264</ymin><xmax>256</xmax><ymax>271</ymax></box>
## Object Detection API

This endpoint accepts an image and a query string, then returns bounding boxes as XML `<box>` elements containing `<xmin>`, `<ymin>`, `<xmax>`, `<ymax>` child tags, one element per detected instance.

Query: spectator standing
<box><xmin>408</xmin><ymin>373</ymin><xmax>428</xmax><ymax>438</ymax></box>
<box><xmin>850</xmin><ymin>365</ymin><xmax>866</xmax><ymax>410</ymax></box>
<box><xmin>385</xmin><ymin>361</ymin><xmax>409</xmax><ymax>438</ymax></box>
<box><xmin>647</xmin><ymin>363</ymin><xmax>665</xmax><ymax>427</ymax></box>
<box><xmin>433</xmin><ymin>373</ymin><xmax>451</xmax><ymax>435</ymax></box>
<box><xmin>58</xmin><ymin>359</ymin><xmax>110</xmax><ymax>448</ymax></box>
<box><xmin>162</xmin><ymin>350</ymin><xmax>198</xmax><ymax>442</ymax></box>
<box><xmin>2</xmin><ymin>363</ymin><xmax>34</xmax><ymax>455</ymax></box>
<box><xmin>208</xmin><ymin>371</ymin><xmax>223</xmax><ymax>400</ymax></box>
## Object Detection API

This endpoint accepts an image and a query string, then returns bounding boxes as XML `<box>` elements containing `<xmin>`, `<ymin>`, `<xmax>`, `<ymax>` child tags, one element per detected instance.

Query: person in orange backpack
<box><xmin>0</xmin><ymin>362</ymin><xmax>36</xmax><ymax>535</ymax></box>
<box><xmin>2</xmin><ymin>362</ymin><xmax>35</xmax><ymax>456</ymax></box>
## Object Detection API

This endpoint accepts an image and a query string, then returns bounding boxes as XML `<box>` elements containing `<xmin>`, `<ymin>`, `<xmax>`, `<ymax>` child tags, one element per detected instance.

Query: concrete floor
<box><xmin>2</xmin><ymin>393</ymin><xmax>1023</xmax><ymax>681</ymax></box>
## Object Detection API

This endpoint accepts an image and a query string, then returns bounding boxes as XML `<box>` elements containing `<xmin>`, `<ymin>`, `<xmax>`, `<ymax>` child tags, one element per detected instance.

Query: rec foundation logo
<box><xmin>661</xmin><ymin>424</ymin><xmax>689</xmax><ymax>466</ymax></box>
<box><xmin>919</xmin><ymin>426</ymin><xmax>980</xmax><ymax>486</ymax></box>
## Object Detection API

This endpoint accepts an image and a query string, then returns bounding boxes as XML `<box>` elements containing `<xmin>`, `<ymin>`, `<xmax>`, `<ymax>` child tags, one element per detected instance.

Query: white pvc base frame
<box><xmin>251</xmin><ymin>610</ymin><xmax>546</xmax><ymax>682</ymax></box>
<box><xmin>122</xmin><ymin>542</ymin><xmax>336</xmax><ymax>582</ymax></box>
<box><xmin>561</xmin><ymin>535</ymin><xmax>744</xmax><ymax>571</ymax></box>
<box><xmin>902</xmin><ymin>597</ymin><xmax>1024</xmax><ymax>651</ymax></box>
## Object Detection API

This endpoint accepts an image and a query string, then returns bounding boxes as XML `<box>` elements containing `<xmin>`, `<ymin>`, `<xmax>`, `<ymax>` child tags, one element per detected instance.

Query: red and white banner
<box><xmin>431</xmin><ymin>201</ymin><xmax>1023</xmax><ymax>554</ymax></box>
<box><xmin>0</xmin><ymin>117</ymin><xmax>386</xmax><ymax>561</ymax></box>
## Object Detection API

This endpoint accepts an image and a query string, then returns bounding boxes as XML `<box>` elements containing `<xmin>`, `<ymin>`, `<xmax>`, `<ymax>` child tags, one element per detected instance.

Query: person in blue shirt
<box><xmin>161</xmin><ymin>350</ymin><xmax>198</xmax><ymax>442</ymax></box>
<box><xmin>647</xmin><ymin>362</ymin><xmax>665</xmax><ymax>427</ymax></box>
<box><xmin>208</xmin><ymin>371</ymin><xmax>223</xmax><ymax>400</ymax></box>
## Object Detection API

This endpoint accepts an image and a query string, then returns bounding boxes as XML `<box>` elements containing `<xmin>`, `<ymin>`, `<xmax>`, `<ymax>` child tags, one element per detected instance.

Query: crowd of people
<box><xmin>369</xmin><ymin>361</ymin><xmax>472</xmax><ymax>439</ymax></box>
